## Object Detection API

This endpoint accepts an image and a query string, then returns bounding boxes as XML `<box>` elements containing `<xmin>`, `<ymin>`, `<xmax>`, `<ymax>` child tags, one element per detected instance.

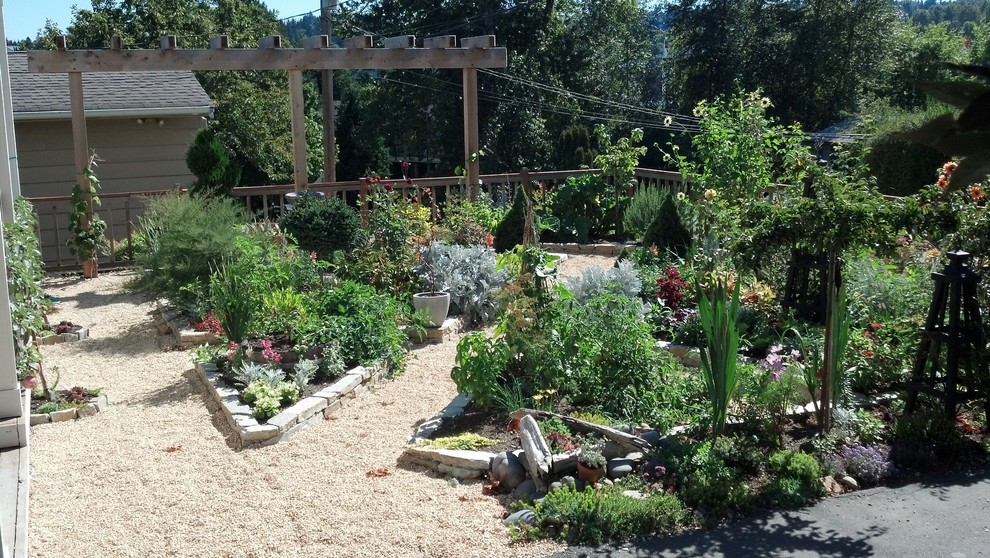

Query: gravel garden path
<box><xmin>28</xmin><ymin>256</ymin><xmax>613</xmax><ymax>558</ymax></box>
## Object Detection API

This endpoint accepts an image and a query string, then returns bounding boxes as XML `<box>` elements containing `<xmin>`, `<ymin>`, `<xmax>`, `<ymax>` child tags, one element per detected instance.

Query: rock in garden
<box><xmin>607</xmin><ymin>458</ymin><xmax>636</xmax><ymax>480</ymax></box>
<box><xmin>503</xmin><ymin>509</ymin><xmax>537</xmax><ymax>527</ymax></box>
<box><xmin>622</xmin><ymin>490</ymin><xmax>648</xmax><ymax>500</ymax></box>
<box><xmin>548</xmin><ymin>481</ymin><xmax>563</xmax><ymax>492</ymax></box>
<box><xmin>600</xmin><ymin>478</ymin><xmax>613</xmax><ymax>487</ymax></box>
<box><xmin>491</xmin><ymin>451</ymin><xmax>527</xmax><ymax>491</ymax></box>
<box><xmin>839</xmin><ymin>475</ymin><xmax>860</xmax><ymax>490</ymax></box>
<box><xmin>823</xmin><ymin>475</ymin><xmax>844</xmax><ymax>495</ymax></box>
<box><xmin>638</xmin><ymin>429</ymin><xmax>663</xmax><ymax>446</ymax></box>
<box><xmin>560</xmin><ymin>475</ymin><xmax>576</xmax><ymax>488</ymax></box>
<box><xmin>602</xmin><ymin>441</ymin><xmax>626</xmax><ymax>460</ymax></box>
<box><xmin>513</xmin><ymin>479</ymin><xmax>540</xmax><ymax>503</ymax></box>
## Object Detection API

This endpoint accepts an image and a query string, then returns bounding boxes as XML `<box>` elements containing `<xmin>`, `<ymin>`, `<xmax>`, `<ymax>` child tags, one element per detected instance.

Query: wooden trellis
<box><xmin>28</xmin><ymin>33</ymin><xmax>506</xmax><ymax>276</ymax></box>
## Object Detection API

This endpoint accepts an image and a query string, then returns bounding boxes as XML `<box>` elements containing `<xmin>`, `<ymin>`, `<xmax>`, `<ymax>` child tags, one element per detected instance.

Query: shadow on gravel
<box><xmin>180</xmin><ymin>369</ymin><xmax>245</xmax><ymax>451</ymax></box>
<box><xmin>127</xmin><ymin>369</ymin><xmax>199</xmax><ymax>409</ymax></box>
<box><xmin>68</xmin><ymin>320</ymin><xmax>163</xmax><ymax>357</ymax></box>
<box><xmin>553</xmin><ymin>511</ymin><xmax>881</xmax><ymax>558</ymax></box>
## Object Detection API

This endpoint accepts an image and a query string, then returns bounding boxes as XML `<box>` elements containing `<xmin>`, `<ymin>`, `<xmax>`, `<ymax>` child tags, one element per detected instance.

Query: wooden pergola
<box><xmin>28</xmin><ymin>33</ymin><xmax>506</xmax><ymax>276</ymax></box>
<box><xmin>29</xmin><ymin>34</ymin><xmax>506</xmax><ymax>191</ymax></box>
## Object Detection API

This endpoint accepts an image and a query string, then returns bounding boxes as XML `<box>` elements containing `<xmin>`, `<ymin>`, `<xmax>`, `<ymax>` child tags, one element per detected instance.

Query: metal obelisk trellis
<box><xmin>905</xmin><ymin>250</ymin><xmax>988</xmax><ymax>420</ymax></box>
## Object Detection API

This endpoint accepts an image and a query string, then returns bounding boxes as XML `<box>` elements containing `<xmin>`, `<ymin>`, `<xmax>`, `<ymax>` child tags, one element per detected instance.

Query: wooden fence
<box><xmin>27</xmin><ymin>167</ymin><xmax>686</xmax><ymax>271</ymax></box>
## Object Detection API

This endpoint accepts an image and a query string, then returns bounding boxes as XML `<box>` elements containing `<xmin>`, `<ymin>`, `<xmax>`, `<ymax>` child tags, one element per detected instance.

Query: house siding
<box><xmin>15</xmin><ymin>115</ymin><xmax>204</xmax><ymax>197</ymax></box>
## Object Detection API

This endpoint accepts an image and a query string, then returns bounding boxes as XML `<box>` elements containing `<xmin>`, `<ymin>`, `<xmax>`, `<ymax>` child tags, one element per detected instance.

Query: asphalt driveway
<box><xmin>550</xmin><ymin>465</ymin><xmax>990</xmax><ymax>558</ymax></box>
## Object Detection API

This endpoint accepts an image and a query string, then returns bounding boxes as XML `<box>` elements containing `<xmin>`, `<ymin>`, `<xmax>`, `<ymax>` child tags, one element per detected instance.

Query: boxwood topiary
<box><xmin>493</xmin><ymin>187</ymin><xmax>528</xmax><ymax>253</ymax></box>
<box><xmin>279</xmin><ymin>196</ymin><xmax>366</xmax><ymax>260</ymax></box>
<box><xmin>642</xmin><ymin>193</ymin><xmax>691</xmax><ymax>258</ymax></box>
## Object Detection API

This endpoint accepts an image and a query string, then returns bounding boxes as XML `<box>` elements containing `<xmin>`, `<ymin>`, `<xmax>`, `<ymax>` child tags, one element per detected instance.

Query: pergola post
<box><xmin>68</xmin><ymin>70</ymin><xmax>98</xmax><ymax>278</ymax></box>
<box><xmin>320</xmin><ymin>0</ymin><xmax>338</xmax><ymax>183</ymax></box>
<box><xmin>460</xmin><ymin>36</ymin><xmax>493</xmax><ymax>201</ymax></box>
<box><xmin>288</xmin><ymin>69</ymin><xmax>308</xmax><ymax>192</ymax></box>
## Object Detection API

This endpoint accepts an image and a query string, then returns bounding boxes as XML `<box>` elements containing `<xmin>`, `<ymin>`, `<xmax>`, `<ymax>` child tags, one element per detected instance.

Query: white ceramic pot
<box><xmin>412</xmin><ymin>292</ymin><xmax>451</xmax><ymax>327</ymax></box>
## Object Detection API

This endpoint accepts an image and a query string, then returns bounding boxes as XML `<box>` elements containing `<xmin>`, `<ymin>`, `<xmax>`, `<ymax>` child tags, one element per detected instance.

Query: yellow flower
<box><xmin>704</xmin><ymin>189</ymin><xmax>718</xmax><ymax>200</ymax></box>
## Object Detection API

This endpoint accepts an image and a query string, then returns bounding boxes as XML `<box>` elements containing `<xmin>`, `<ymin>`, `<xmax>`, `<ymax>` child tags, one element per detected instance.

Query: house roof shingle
<box><xmin>8</xmin><ymin>51</ymin><xmax>213</xmax><ymax>117</ymax></box>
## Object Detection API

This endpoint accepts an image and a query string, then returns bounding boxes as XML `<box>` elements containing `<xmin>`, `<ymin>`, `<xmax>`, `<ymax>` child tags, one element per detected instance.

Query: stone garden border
<box><xmin>157</xmin><ymin>299</ymin><xmax>222</xmax><ymax>349</ymax></box>
<box><xmin>29</xmin><ymin>393</ymin><xmax>110</xmax><ymax>426</ymax></box>
<box><xmin>398</xmin><ymin>393</ymin><xmax>496</xmax><ymax>479</ymax></box>
<box><xmin>540</xmin><ymin>242</ymin><xmax>637</xmax><ymax>257</ymax></box>
<box><xmin>194</xmin><ymin>360</ymin><xmax>388</xmax><ymax>449</ymax></box>
<box><xmin>35</xmin><ymin>326</ymin><xmax>90</xmax><ymax>346</ymax></box>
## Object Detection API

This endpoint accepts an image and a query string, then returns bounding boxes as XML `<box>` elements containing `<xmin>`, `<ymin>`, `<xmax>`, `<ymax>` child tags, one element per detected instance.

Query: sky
<box><xmin>2</xmin><ymin>1</ymin><xmax>324</xmax><ymax>42</ymax></box>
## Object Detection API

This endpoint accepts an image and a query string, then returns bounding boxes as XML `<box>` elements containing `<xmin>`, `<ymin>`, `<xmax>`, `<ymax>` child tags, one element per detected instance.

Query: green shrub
<box><xmin>186</xmin><ymin>127</ymin><xmax>241</xmax><ymax>198</ymax></box>
<box><xmin>279</xmin><ymin>196</ymin><xmax>366</xmax><ymax>261</ymax></box>
<box><xmin>493</xmin><ymin>187</ymin><xmax>529</xmax><ymax>252</ymax></box>
<box><xmin>298</xmin><ymin>280</ymin><xmax>407</xmax><ymax>373</ymax></box>
<box><xmin>134</xmin><ymin>192</ymin><xmax>249</xmax><ymax>313</ymax></box>
<box><xmin>421</xmin><ymin>433</ymin><xmax>500</xmax><ymax>450</ymax></box>
<box><xmin>642</xmin><ymin>194</ymin><xmax>691</xmax><ymax>258</ymax></box>
<box><xmin>550</xmin><ymin>174</ymin><xmax>612</xmax><ymax>243</ymax></box>
<box><xmin>623</xmin><ymin>186</ymin><xmax>668</xmax><ymax>241</ymax></box>
<box><xmin>675</xmin><ymin>441</ymin><xmax>752</xmax><ymax>517</ymax></box>
<box><xmin>529</xmin><ymin>486</ymin><xmax>687</xmax><ymax>544</ymax></box>
<box><xmin>441</xmin><ymin>194</ymin><xmax>505</xmax><ymax>234</ymax></box>
<box><xmin>863</xmin><ymin>133</ymin><xmax>944</xmax><ymax>197</ymax></box>
<box><xmin>4</xmin><ymin>198</ymin><xmax>47</xmax><ymax>379</ymax></box>
<box><xmin>767</xmin><ymin>450</ymin><xmax>825</xmax><ymax>508</ymax></box>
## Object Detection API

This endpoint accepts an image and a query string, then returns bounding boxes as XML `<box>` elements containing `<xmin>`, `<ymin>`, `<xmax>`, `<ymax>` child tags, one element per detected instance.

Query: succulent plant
<box><xmin>578</xmin><ymin>449</ymin><xmax>606</xmax><ymax>470</ymax></box>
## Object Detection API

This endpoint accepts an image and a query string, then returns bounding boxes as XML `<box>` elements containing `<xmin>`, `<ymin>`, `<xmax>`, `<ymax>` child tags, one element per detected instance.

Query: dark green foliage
<box><xmin>669</xmin><ymin>440</ymin><xmax>752</xmax><ymax>517</ymax></box>
<box><xmin>528</xmin><ymin>486</ymin><xmax>688</xmax><ymax>545</ymax></box>
<box><xmin>865</xmin><ymin>134</ymin><xmax>943</xmax><ymax>197</ymax></box>
<box><xmin>134</xmin><ymin>192</ymin><xmax>249</xmax><ymax>313</ymax></box>
<box><xmin>4</xmin><ymin>198</ymin><xmax>47</xmax><ymax>378</ymax></box>
<box><xmin>493</xmin><ymin>187</ymin><xmax>529</xmax><ymax>253</ymax></box>
<box><xmin>549</xmin><ymin>174</ymin><xmax>612</xmax><ymax>243</ymax></box>
<box><xmin>891</xmin><ymin>410</ymin><xmax>969</xmax><ymax>465</ymax></box>
<box><xmin>186</xmin><ymin>127</ymin><xmax>242</xmax><ymax>197</ymax></box>
<box><xmin>642</xmin><ymin>194</ymin><xmax>691</xmax><ymax>258</ymax></box>
<box><xmin>298</xmin><ymin>281</ymin><xmax>407</xmax><ymax>373</ymax></box>
<box><xmin>767</xmin><ymin>450</ymin><xmax>826</xmax><ymax>508</ymax></box>
<box><xmin>623</xmin><ymin>186</ymin><xmax>668</xmax><ymax>241</ymax></box>
<box><xmin>279</xmin><ymin>196</ymin><xmax>366</xmax><ymax>261</ymax></box>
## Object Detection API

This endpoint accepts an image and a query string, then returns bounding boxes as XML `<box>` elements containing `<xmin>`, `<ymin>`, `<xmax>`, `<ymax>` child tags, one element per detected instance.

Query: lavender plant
<box><xmin>834</xmin><ymin>444</ymin><xmax>897</xmax><ymax>486</ymax></box>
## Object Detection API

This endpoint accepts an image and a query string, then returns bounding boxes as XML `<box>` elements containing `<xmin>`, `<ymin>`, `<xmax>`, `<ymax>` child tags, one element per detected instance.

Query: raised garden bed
<box><xmin>157</xmin><ymin>300</ymin><xmax>223</xmax><ymax>349</ymax></box>
<box><xmin>36</xmin><ymin>322</ymin><xmax>89</xmax><ymax>346</ymax></box>
<box><xmin>194</xmin><ymin>360</ymin><xmax>389</xmax><ymax>448</ymax></box>
<box><xmin>30</xmin><ymin>392</ymin><xmax>109</xmax><ymax>426</ymax></box>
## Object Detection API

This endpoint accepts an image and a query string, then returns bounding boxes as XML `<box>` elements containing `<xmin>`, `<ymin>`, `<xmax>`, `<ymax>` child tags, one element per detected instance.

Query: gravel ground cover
<box><xmin>29</xmin><ymin>267</ymin><xmax>593</xmax><ymax>558</ymax></box>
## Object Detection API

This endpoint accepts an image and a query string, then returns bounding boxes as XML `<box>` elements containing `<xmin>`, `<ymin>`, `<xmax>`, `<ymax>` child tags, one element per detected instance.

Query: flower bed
<box><xmin>30</xmin><ymin>392</ymin><xmax>109</xmax><ymax>426</ymax></box>
<box><xmin>194</xmin><ymin>360</ymin><xmax>388</xmax><ymax>448</ymax></box>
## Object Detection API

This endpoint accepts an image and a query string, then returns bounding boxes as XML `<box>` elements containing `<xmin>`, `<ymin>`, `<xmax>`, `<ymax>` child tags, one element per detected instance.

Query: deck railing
<box><xmin>27</xmin><ymin>167</ymin><xmax>686</xmax><ymax>271</ymax></box>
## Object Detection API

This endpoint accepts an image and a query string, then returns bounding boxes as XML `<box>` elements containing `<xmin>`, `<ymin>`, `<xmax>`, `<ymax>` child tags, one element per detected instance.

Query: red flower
<box><xmin>816</xmin><ymin>368</ymin><xmax>823</xmax><ymax>379</ymax></box>
<box><xmin>384</xmin><ymin>182</ymin><xmax>393</xmax><ymax>192</ymax></box>
<box><xmin>863</xmin><ymin>350</ymin><xmax>875</xmax><ymax>358</ymax></box>
<box><xmin>971</xmin><ymin>185</ymin><xmax>985</xmax><ymax>201</ymax></box>
<box><xmin>406</xmin><ymin>177</ymin><xmax>413</xmax><ymax>185</ymax></box>
<box><xmin>485</xmin><ymin>234</ymin><xmax>494</xmax><ymax>248</ymax></box>
<box><xmin>943</xmin><ymin>161</ymin><xmax>958</xmax><ymax>174</ymax></box>
<box><xmin>401</xmin><ymin>160</ymin><xmax>410</xmax><ymax>171</ymax></box>
<box><xmin>869</xmin><ymin>322</ymin><xmax>882</xmax><ymax>330</ymax></box>
<box><xmin>937</xmin><ymin>177</ymin><xmax>949</xmax><ymax>190</ymax></box>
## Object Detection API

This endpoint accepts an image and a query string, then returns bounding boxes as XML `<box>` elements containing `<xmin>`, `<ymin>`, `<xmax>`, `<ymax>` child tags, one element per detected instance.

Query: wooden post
<box><xmin>320</xmin><ymin>0</ymin><xmax>337</xmax><ymax>183</ymax></box>
<box><xmin>288</xmin><ymin>69</ymin><xmax>307</xmax><ymax>192</ymax></box>
<box><xmin>463</xmin><ymin>67</ymin><xmax>480</xmax><ymax>200</ymax></box>
<box><xmin>820</xmin><ymin>246</ymin><xmax>837</xmax><ymax>432</ymax></box>
<box><xmin>69</xmin><ymin>71</ymin><xmax>97</xmax><ymax>278</ymax></box>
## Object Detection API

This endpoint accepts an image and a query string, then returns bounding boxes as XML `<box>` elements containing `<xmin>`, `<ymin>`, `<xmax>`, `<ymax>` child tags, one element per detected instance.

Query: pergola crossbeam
<box><xmin>28</xmin><ymin>46</ymin><xmax>507</xmax><ymax>72</ymax></box>
<box><xmin>27</xmin><ymin>33</ymin><xmax>507</xmax><ymax>201</ymax></box>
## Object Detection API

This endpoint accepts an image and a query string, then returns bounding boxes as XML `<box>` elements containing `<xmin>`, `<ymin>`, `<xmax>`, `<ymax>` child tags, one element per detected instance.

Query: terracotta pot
<box><xmin>576</xmin><ymin>462</ymin><xmax>605</xmax><ymax>486</ymax></box>
<box><xmin>82</xmin><ymin>259</ymin><xmax>98</xmax><ymax>278</ymax></box>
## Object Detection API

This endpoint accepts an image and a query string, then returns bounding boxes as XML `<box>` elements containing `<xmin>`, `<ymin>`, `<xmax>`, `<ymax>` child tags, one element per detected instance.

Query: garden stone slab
<box><xmin>283</xmin><ymin>396</ymin><xmax>328</xmax><ymax>421</ymax></box>
<box><xmin>49</xmin><ymin>408</ymin><xmax>77</xmax><ymax>422</ymax></box>
<box><xmin>241</xmin><ymin>424</ymin><xmax>279</xmax><ymax>443</ymax></box>
<box><xmin>323</xmin><ymin>398</ymin><xmax>342</xmax><ymax>418</ymax></box>
<box><xmin>29</xmin><ymin>414</ymin><xmax>50</xmax><ymax>426</ymax></box>
<box><xmin>403</xmin><ymin>447</ymin><xmax>494</xmax><ymax>472</ymax></box>
<box><xmin>92</xmin><ymin>393</ymin><xmax>110</xmax><ymax>412</ymax></box>
<box><xmin>234</xmin><ymin>415</ymin><xmax>259</xmax><ymax>429</ymax></box>
<box><xmin>266</xmin><ymin>411</ymin><xmax>299</xmax><ymax>432</ymax></box>
<box><xmin>221</xmin><ymin>396</ymin><xmax>252</xmax><ymax>417</ymax></box>
<box><xmin>76</xmin><ymin>403</ymin><xmax>99</xmax><ymax>418</ymax></box>
<box><xmin>327</xmin><ymin>373</ymin><xmax>363</xmax><ymax>397</ymax></box>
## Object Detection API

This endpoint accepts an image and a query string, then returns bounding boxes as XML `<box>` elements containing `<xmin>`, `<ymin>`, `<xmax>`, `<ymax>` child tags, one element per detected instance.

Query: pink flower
<box><xmin>309</xmin><ymin>251</ymin><xmax>318</xmax><ymax>262</ymax></box>
<box><xmin>384</xmin><ymin>182</ymin><xmax>393</xmax><ymax>192</ymax></box>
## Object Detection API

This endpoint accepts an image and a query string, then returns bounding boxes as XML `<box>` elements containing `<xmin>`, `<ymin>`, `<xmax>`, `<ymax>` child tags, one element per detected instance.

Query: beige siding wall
<box><xmin>14</xmin><ymin>115</ymin><xmax>204</xmax><ymax>198</ymax></box>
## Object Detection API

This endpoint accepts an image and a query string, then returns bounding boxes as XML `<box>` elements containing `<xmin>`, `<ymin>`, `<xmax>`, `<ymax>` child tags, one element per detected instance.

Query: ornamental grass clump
<box><xmin>697</xmin><ymin>276</ymin><xmax>742</xmax><ymax>438</ymax></box>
